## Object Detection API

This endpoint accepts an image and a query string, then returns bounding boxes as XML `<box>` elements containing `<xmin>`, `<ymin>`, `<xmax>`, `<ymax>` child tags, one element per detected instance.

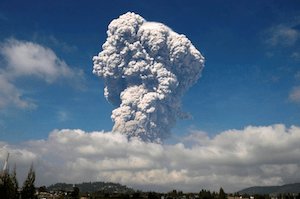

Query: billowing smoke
<box><xmin>93</xmin><ymin>12</ymin><xmax>204</xmax><ymax>142</ymax></box>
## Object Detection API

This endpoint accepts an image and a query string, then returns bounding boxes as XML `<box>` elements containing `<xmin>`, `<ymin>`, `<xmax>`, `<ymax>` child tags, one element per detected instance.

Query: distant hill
<box><xmin>238</xmin><ymin>183</ymin><xmax>300</xmax><ymax>195</ymax></box>
<box><xmin>47</xmin><ymin>181</ymin><xmax>135</xmax><ymax>194</ymax></box>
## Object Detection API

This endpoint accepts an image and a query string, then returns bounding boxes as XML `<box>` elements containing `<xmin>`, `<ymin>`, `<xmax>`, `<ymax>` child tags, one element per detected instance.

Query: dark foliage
<box><xmin>20</xmin><ymin>164</ymin><xmax>37</xmax><ymax>199</ymax></box>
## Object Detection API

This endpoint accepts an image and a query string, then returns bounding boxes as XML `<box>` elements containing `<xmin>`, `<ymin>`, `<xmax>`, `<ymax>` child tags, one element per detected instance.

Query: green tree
<box><xmin>11</xmin><ymin>165</ymin><xmax>19</xmax><ymax>199</ymax></box>
<box><xmin>37</xmin><ymin>185</ymin><xmax>47</xmax><ymax>193</ymax></box>
<box><xmin>21</xmin><ymin>164</ymin><xmax>37</xmax><ymax>199</ymax></box>
<box><xmin>0</xmin><ymin>166</ymin><xmax>19</xmax><ymax>199</ymax></box>
<box><xmin>219</xmin><ymin>187</ymin><xmax>226</xmax><ymax>199</ymax></box>
<box><xmin>199</xmin><ymin>189</ymin><xmax>213</xmax><ymax>199</ymax></box>
<box><xmin>148</xmin><ymin>192</ymin><xmax>160</xmax><ymax>199</ymax></box>
<box><xmin>71</xmin><ymin>186</ymin><xmax>80</xmax><ymax>199</ymax></box>
<box><xmin>132</xmin><ymin>192</ymin><xmax>141</xmax><ymax>199</ymax></box>
<box><xmin>0</xmin><ymin>171</ymin><xmax>13</xmax><ymax>198</ymax></box>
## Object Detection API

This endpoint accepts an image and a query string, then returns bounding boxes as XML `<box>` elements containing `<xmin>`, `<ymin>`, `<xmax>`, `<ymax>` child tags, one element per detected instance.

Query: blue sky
<box><xmin>1</xmin><ymin>0</ymin><xmax>299</xmax><ymax>142</ymax></box>
<box><xmin>0</xmin><ymin>0</ymin><xmax>300</xmax><ymax>191</ymax></box>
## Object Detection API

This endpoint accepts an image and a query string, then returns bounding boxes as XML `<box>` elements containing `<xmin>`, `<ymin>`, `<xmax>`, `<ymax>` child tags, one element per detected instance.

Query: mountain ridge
<box><xmin>238</xmin><ymin>183</ymin><xmax>300</xmax><ymax>195</ymax></box>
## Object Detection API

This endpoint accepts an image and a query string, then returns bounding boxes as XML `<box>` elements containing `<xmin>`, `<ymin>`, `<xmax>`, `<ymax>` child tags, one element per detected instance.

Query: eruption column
<box><xmin>93</xmin><ymin>12</ymin><xmax>205</xmax><ymax>142</ymax></box>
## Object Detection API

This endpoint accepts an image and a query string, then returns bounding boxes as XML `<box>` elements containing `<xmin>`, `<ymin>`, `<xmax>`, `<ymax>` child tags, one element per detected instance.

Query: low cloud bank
<box><xmin>1</xmin><ymin>124</ymin><xmax>300</xmax><ymax>192</ymax></box>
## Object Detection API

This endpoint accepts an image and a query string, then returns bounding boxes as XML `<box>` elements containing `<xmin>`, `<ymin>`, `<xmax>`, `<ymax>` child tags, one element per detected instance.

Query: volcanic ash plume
<box><xmin>93</xmin><ymin>12</ymin><xmax>204</xmax><ymax>142</ymax></box>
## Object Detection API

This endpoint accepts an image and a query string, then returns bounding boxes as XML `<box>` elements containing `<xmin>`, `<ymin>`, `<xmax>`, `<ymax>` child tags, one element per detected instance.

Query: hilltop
<box><xmin>238</xmin><ymin>183</ymin><xmax>300</xmax><ymax>195</ymax></box>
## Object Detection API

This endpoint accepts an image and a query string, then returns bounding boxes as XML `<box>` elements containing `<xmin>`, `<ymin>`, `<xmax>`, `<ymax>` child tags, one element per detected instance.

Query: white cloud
<box><xmin>1</xmin><ymin>39</ymin><xmax>79</xmax><ymax>83</ymax></box>
<box><xmin>0</xmin><ymin>38</ymin><xmax>84</xmax><ymax>109</ymax></box>
<box><xmin>2</xmin><ymin>124</ymin><xmax>300</xmax><ymax>192</ymax></box>
<box><xmin>289</xmin><ymin>86</ymin><xmax>300</xmax><ymax>103</ymax></box>
<box><xmin>0</xmin><ymin>74</ymin><xmax>35</xmax><ymax>109</ymax></box>
<box><xmin>266</xmin><ymin>24</ymin><xmax>300</xmax><ymax>47</ymax></box>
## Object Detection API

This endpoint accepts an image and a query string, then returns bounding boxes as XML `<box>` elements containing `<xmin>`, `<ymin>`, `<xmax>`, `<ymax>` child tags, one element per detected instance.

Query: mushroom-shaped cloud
<box><xmin>93</xmin><ymin>12</ymin><xmax>205</xmax><ymax>143</ymax></box>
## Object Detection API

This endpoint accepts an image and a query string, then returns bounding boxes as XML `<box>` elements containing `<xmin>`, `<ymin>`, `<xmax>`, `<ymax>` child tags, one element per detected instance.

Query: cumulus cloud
<box><xmin>0</xmin><ymin>39</ymin><xmax>84</xmax><ymax>109</ymax></box>
<box><xmin>0</xmin><ymin>74</ymin><xmax>35</xmax><ymax>109</ymax></box>
<box><xmin>1</xmin><ymin>39</ymin><xmax>79</xmax><ymax>83</ymax></box>
<box><xmin>2</xmin><ymin>124</ymin><xmax>300</xmax><ymax>192</ymax></box>
<box><xmin>93</xmin><ymin>12</ymin><xmax>204</xmax><ymax>142</ymax></box>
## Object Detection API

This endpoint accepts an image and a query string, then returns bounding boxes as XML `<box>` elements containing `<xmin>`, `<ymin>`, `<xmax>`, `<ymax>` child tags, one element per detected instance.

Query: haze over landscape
<box><xmin>0</xmin><ymin>0</ymin><xmax>300</xmax><ymax>193</ymax></box>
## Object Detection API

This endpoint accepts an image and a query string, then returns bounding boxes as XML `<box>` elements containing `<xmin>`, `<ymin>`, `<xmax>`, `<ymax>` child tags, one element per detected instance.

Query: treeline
<box><xmin>0</xmin><ymin>164</ymin><xmax>36</xmax><ymax>199</ymax></box>
<box><xmin>47</xmin><ymin>181</ymin><xmax>135</xmax><ymax>193</ymax></box>
<box><xmin>197</xmin><ymin>188</ymin><xmax>226</xmax><ymax>199</ymax></box>
<box><xmin>87</xmin><ymin>187</ymin><xmax>227</xmax><ymax>199</ymax></box>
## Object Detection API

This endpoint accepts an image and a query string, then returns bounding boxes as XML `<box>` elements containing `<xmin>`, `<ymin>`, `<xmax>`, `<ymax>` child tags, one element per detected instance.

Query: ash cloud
<box><xmin>93</xmin><ymin>12</ymin><xmax>204</xmax><ymax>142</ymax></box>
